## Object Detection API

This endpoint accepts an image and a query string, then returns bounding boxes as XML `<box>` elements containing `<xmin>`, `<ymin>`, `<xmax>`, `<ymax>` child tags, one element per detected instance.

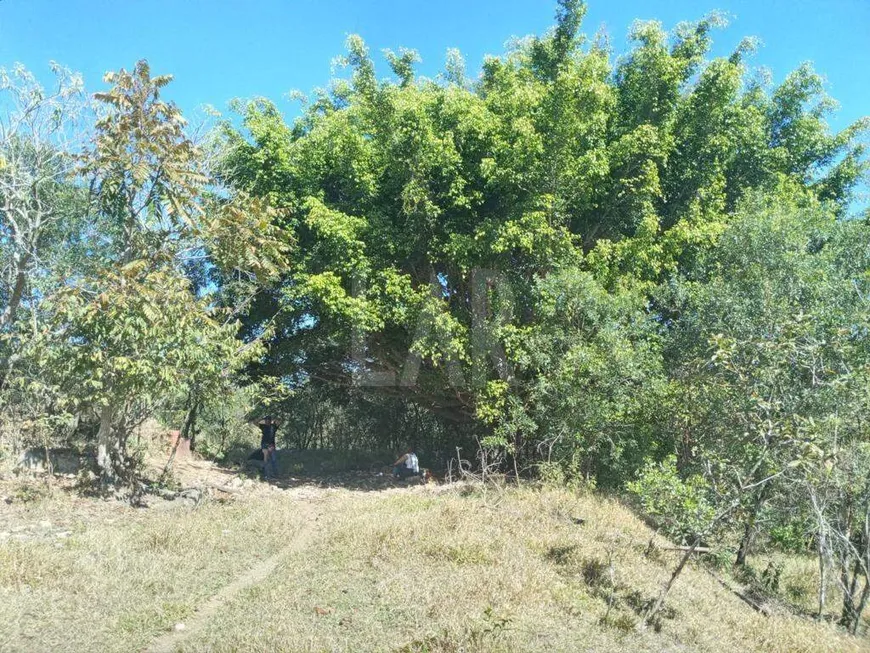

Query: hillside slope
<box><xmin>0</xmin><ymin>478</ymin><xmax>865</xmax><ymax>652</ymax></box>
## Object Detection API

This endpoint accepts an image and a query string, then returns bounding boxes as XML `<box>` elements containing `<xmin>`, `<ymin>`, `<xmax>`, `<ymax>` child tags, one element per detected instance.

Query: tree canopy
<box><xmin>214</xmin><ymin>0</ymin><xmax>867</xmax><ymax>462</ymax></box>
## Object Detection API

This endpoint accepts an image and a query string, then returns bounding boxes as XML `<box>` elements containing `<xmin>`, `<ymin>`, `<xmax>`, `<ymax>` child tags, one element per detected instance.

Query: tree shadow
<box><xmin>239</xmin><ymin>448</ymin><xmax>434</xmax><ymax>492</ymax></box>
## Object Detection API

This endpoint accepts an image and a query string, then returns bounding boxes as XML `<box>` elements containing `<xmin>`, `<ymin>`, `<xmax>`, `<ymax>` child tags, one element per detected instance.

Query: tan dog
<box><xmin>408</xmin><ymin>469</ymin><xmax>436</xmax><ymax>485</ymax></box>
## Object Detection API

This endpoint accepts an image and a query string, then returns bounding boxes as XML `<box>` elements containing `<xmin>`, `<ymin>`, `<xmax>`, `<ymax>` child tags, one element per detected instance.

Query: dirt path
<box><xmin>144</xmin><ymin>496</ymin><xmax>321</xmax><ymax>653</ymax></box>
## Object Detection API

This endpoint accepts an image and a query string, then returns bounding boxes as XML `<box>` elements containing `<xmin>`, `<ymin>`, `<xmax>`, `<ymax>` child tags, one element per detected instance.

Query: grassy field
<box><xmin>1</xmin><ymin>470</ymin><xmax>867</xmax><ymax>653</ymax></box>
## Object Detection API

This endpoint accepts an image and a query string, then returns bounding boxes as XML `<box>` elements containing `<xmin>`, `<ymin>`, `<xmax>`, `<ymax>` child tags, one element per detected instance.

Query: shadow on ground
<box><xmin>225</xmin><ymin>448</ymin><xmax>435</xmax><ymax>492</ymax></box>
<box><xmin>2</xmin><ymin>447</ymin><xmax>439</xmax><ymax>508</ymax></box>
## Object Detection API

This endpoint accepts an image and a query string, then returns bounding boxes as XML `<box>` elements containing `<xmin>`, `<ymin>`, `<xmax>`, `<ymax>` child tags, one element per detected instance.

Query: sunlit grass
<box><xmin>0</xmin><ymin>481</ymin><xmax>866</xmax><ymax>652</ymax></box>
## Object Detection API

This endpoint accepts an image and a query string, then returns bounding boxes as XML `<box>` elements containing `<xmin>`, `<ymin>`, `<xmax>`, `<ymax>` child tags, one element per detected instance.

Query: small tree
<box><xmin>28</xmin><ymin>60</ymin><xmax>291</xmax><ymax>489</ymax></box>
<box><xmin>803</xmin><ymin>438</ymin><xmax>870</xmax><ymax>633</ymax></box>
<box><xmin>630</xmin><ymin>449</ymin><xmax>789</xmax><ymax>627</ymax></box>
<box><xmin>660</xmin><ymin>194</ymin><xmax>862</xmax><ymax>566</ymax></box>
<box><xmin>32</xmin><ymin>265</ymin><xmax>250</xmax><ymax>490</ymax></box>
<box><xmin>0</xmin><ymin>63</ymin><xmax>86</xmax><ymax>330</ymax></box>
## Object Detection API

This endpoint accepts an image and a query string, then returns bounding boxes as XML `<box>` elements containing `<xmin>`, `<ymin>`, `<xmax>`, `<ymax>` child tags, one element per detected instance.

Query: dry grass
<box><xmin>0</xmin><ymin>480</ymin><xmax>867</xmax><ymax>652</ymax></box>
<box><xmin>742</xmin><ymin>550</ymin><xmax>870</xmax><ymax>633</ymax></box>
<box><xmin>0</xmin><ymin>482</ymin><xmax>318</xmax><ymax>653</ymax></box>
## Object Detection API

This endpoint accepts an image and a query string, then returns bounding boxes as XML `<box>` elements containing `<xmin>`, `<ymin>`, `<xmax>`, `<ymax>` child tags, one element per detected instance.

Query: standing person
<box><xmin>256</xmin><ymin>416</ymin><xmax>280</xmax><ymax>479</ymax></box>
<box><xmin>392</xmin><ymin>446</ymin><xmax>419</xmax><ymax>480</ymax></box>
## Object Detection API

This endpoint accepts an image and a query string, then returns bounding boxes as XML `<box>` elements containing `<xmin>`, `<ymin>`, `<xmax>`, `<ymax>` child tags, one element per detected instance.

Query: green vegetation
<box><xmin>2</xmin><ymin>0</ymin><xmax>870</xmax><ymax>645</ymax></box>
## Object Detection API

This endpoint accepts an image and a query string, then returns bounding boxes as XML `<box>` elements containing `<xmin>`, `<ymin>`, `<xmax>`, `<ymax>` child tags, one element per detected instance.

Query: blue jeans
<box><xmin>264</xmin><ymin>448</ymin><xmax>278</xmax><ymax>478</ymax></box>
<box><xmin>393</xmin><ymin>466</ymin><xmax>417</xmax><ymax>479</ymax></box>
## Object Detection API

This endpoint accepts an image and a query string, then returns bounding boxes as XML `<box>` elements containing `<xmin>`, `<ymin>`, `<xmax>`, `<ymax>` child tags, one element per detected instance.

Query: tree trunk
<box><xmin>840</xmin><ymin>558</ymin><xmax>861</xmax><ymax>629</ymax></box>
<box><xmin>677</xmin><ymin>426</ymin><xmax>692</xmax><ymax>473</ymax></box>
<box><xmin>851</xmin><ymin>577</ymin><xmax>870</xmax><ymax>635</ymax></box>
<box><xmin>182</xmin><ymin>400</ymin><xmax>198</xmax><ymax>452</ymax></box>
<box><xmin>643</xmin><ymin>536</ymin><xmax>702</xmax><ymax>628</ymax></box>
<box><xmin>512</xmin><ymin>431</ymin><xmax>522</xmax><ymax>480</ymax></box>
<box><xmin>736</xmin><ymin>484</ymin><xmax>770</xmax><ymax>567</ymax></box>
<box><xmin>0</xmin><ymin>261</ymin><xmax>28</xmax><ymax>329</ymax></box>
<box><xmin>163</xmin><ymin>400</ymin><xmax>198</xmax><ymax>476</ymax></box>
<box><xmin>0</xmin><ymin>255</ymin><xmax>30</xmax><ymax>390</ymax></box>
<box><xmin>736</xmin><ymin>518</ymin><xmax>755</xmax><ymax>567</ymax></box>
<box><xmin>96</xmin><ymin>403</ymin><xmax>117</xmax><ymax>485</ymax></box>
<box><xmin>817</xmin><ymin>531</ymin><xmax>828</xmax><ymax>619</ymax></box>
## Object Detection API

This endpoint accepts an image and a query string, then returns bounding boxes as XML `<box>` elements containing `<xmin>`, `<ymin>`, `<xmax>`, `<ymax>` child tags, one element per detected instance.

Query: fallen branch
<box><xmin>660</xmin><ymin>545</ymin><xmax>712</xmax><ymax>553</ymax></box>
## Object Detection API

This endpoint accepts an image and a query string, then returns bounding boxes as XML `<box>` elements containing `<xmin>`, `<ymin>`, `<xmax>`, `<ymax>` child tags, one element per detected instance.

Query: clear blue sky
<box><xmin>0</xmin><ymin>0</ymin><xmax>867</xmax><ymax>142</ymax></box>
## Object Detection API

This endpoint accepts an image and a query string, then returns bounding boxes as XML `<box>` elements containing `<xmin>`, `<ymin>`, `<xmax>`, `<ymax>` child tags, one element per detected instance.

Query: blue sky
<box><xmin>0</xmin><ymin>1</ymin><xmax>867</xmax><ymax>146</ymax></box>
<box><xmin>1</xmin><ymin>1</ymin><xmax>867</xmax><ymax>124</ymax></box>
<box><xmin>2</xmin><ymin>0</ymin><xmax>867</xmax><ymax>129</ymax></box>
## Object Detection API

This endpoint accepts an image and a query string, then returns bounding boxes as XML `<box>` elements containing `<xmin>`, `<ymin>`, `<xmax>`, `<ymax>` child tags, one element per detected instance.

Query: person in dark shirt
<box><xmin>256</xmin><ymin>416</ymin><xmax>280</xmax><ymax>479</ymax></box>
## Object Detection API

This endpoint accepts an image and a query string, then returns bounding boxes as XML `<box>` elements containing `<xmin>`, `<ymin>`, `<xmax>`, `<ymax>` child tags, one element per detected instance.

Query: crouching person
<box><xmin>392</xmin><ymin>447</ymin><xmax>419</xmax><ymax>480</ymax></box>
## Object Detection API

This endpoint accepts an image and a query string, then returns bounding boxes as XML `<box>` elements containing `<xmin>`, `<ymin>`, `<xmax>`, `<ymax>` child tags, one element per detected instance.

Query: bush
<box><xmin>769</xmin><ymin>521</ymin><xmax>811</xmax><ymax>554</ymax></box>
<box><xmin>628</xmin><ymin>456</ymin><xmax>716</xmax><ymax>543</ymax></box>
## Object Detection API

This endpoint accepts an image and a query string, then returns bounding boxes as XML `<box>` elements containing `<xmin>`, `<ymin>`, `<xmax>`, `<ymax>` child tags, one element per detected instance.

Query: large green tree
<box><xmin>215</xmin><ymin>0</ymin><xmax>867</xmax><ymax>477</ymax></box>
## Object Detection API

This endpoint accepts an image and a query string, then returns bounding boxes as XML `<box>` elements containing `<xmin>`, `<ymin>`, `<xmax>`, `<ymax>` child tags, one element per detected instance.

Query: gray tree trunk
<box><xmin>96</xmin><ymin>403</ymin><xmax>116</xmax><ymax>483</ymax></box>
<box><xmin>0</xmin><ymin>257</ymin><xmax>28</xmax><ymax>328</ymax></box>
<box><xmin>817</xmin><ymin>531</ymin><xmax>828</xmax><ymax>619</ymax></box>
<box><xmin>643</xmin><ymin>537</ymin><xmax>701</xmax><ymax>628</ymax></box>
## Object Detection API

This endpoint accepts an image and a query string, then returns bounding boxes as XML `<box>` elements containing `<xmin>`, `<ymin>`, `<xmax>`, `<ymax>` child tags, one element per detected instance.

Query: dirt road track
<box><xmin>144</xmin><ymin>501</ymin><xmax>319</xmax><ymax>653</ymax></box>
